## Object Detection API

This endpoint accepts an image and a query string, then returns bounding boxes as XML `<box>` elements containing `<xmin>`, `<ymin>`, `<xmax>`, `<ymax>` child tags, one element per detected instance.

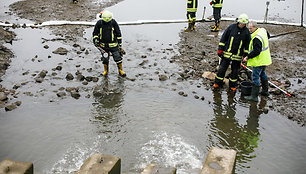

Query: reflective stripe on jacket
<box><xmin>218</xmin><ymin>23</ymin><xmax>251</xmax><ymax>61</ymax></box>
<box><xmin>247</xmin><ymin>28</ymin><xmax>272</xmax><ymax>67</ymax></box>
<box><xmin>187</xmin><ymin>0</ymin><xmax>198</xmax><ymax>12</ymax></box>
<box><xmin>212</xmin><ymin>0</ymin><xmax>223</xmax><ymax>8</ymax></box>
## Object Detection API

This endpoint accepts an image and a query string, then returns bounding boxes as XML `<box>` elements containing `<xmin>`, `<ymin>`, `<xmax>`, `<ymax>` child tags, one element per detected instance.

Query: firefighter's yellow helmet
<box><xmin>237</xmin><ymin>13</ymin><xmax>249</xmax><ymax>24</ymax></box>
<box><xmin>102</xmin><ymin>10</ymin><xmax>113</xmax><ymax>22</ymax></box>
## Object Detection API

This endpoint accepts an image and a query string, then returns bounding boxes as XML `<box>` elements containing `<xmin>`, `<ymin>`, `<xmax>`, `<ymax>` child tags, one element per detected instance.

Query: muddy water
<box><xmin>0</xmin><ymin>0</ymin><xmax>306</xmax><ymax>174</ymax></box>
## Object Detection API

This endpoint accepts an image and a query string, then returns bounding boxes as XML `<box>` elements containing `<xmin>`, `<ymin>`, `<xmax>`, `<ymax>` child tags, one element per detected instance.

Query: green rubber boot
<box><xmin>245</xmin><ymin>85</ymin><xmax>260</xmax><ymax>102</ymax></box>
<box><xmin>261</xmin><ymin>80</ymin><xmax>270</xmax><ymax>96</ymax></box>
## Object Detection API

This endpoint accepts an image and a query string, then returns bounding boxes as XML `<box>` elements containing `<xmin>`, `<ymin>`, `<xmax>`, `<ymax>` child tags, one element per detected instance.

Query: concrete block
<box><xmin>0</xmin><ymin>159</ymin><xmax>33</xmax><ymax>174</ymax></box>
<box><xmin>76</xmin><ymin>154</ymin><xmax>121</xmax><ymax>174</ymax></box>
<box><xmin>141</xmin><ymin>163</ymin><xmax>176</xmax><ymax>174</ymax></box>
<box><xmin>200</xmin><ymin>147</ymin><xmax>237</xmax><ymax>174</ymax></box>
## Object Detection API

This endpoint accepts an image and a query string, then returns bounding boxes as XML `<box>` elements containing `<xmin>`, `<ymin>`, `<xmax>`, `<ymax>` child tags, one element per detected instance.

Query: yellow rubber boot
<box><xmin>184</xmin><ymin>22</ymin><xmax>193</xmax><ymax>32</ymax></box>
<box><xmin>211</xmin><ymin>22</ymin><xmax>220</xmax><ymax>32</ymax></box>
<box><xmin>102</xmin><ymin>64</ymin><xmax>108</xmax><ymax>76</ymax></box>
<box><xmin>191</xmin><ymin>22</ymin><xmax>195</xmax><ymax>31</ymax></box>
<box><xmin>117</xmin><ymin>63</ymin><xmax>126</xmax><ymax>77</ymax></box>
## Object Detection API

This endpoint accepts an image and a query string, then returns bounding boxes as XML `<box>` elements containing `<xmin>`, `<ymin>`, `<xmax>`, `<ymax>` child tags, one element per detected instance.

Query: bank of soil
<box><xmin>1</xmin><ymin>0</ymin><xmax>306</xmax><ymax>125</ymax></box>
<box><xmin>178</xmin><ymin>21</ymin><xmax>306</xmax><ymax>125</ymax></box>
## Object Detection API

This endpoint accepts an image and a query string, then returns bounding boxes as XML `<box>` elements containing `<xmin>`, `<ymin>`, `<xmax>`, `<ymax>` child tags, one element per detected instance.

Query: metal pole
<box><xmin>202</xmin><ymin>6</ymin><xmax>206</xmax><ymax>21</ymax></box>
<box><xmin>240</xmin><ymin>63</ymin><xmax>292</xmax><ymax>97</ymax></box>
<box><xmin>264</xmin><ymin>1</ymin><xmax>270</xmax><ymax>23</ymax></box>
<box><xmin>302</xmin><ymin>0</ymin><xmax>305</xmax><ymax>26</ymax></box>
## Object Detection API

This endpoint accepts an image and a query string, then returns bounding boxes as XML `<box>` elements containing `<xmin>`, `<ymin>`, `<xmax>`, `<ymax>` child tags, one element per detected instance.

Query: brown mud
<box><xmin>1</xmin><ymin>0</ymin><xmax>306</xmax><ymax>125</ymax></box>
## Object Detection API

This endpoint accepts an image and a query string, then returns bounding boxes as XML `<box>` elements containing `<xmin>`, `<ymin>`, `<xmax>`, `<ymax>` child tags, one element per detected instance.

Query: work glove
<box><xmin>119</xmin><ymin>47</ymin><xmax>126</xmax><ymax>56</ymax></box>
<box><xmin>217</xmin><ymin>50</ymin><xmax>224</xmax><ymax>58</ymax></box>
<box><xmin>93</xmin><ymin>38</ymin><xmax>100</xmax><ymax>47</ymax></box>
<box><xmin>210</xmin><ymin>1</ymin><xmax>213</xmax><ymax>5</ymax></box>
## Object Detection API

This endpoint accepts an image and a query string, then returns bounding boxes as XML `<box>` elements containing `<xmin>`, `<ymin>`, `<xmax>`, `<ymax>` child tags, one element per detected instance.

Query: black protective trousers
<box><xmin>215</xmin><ymin>58</ymin><xmax>241</xmax><ymax>88</ymax></box>
<box><xmin>99</xmin><ymin>47</ymin><xmax>122</xmax><ymax>65</ymax></box>
<box><xmin>213</xmin><ymin>7</ymin><xmax>222</xmax><ymax>22</ymax></box>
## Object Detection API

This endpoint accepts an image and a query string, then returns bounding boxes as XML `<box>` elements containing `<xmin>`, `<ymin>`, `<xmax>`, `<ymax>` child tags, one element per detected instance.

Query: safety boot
<box><xmin>261</xmin><ymin>80</ymin><xmax>270</xmax><ymax>96</ymax></box>
<box><xmin>184</xmin><ymin>22</ymin><xmax>194</xmax><ymax>32</ymax></box>
<box><xmin>117</xmin><ymin>63</ymin><xmax>126</xmax><ymax>77</ymax></box>
<box><xmin>191</xmin><ymin>22</ymin><xmax>195</xmax><ymax>31</ymax></box>
<box><xmin>211</xmin><ymin>22</ymin><xmax>220</xmax><ymax>32</ymax></box>
<box><xmin>245</xmin><ymin>85</ymin><xmax>260</xmax><ymax>102</ymax></box>
<box><xmin>102</xmin><ymin>64</ymin><xmax>108</xmax><ymax>76</ymax></box>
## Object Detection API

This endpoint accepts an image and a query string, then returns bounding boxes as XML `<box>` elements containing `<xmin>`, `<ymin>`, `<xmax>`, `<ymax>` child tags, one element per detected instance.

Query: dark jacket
<box><xmin>218</xmin><ymin>23</ymin><xmax>251</xmax><ymax>60</ymax></box>
<box><xmin>187</xmin><ymin>0</ymin><xmax>198</xmax><ymax>12</ymax></box>
<box><xmin>93</xmin><ymin>19</ymin><xmax>122</xmax><ymax>48</ymax></box>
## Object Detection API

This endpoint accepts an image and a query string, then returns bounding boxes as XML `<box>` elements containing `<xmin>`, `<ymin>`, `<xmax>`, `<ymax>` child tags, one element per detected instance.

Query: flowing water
<box><xmin>0</xmin><ymin>0</ymin><xmax>305</xmax><ymax>173</ymax></box>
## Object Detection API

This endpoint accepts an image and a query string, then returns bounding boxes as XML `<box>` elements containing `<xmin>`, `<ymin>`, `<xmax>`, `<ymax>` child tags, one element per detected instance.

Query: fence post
<box><xmin>302</xmin><ymin>0</ymin><xmax>305</xmax><ymax>26</ymax></box>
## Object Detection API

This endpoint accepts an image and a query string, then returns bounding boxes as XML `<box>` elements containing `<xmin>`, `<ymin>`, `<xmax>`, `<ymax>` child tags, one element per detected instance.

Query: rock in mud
<box><xmin>66</xmin><ymin>87</ymin><xmax>78</xmax><ymax>93</ymax></box>
<box><xmin>57</xmin><ymin>91</ymin><xmax>66</xmax><ymax>97</ymax></box>
<box><xmin>34</xmin><ymin>77</ymin><xmax>44</xmax><ymax>83</ymax></box>
<box><xmin>71</xmin><ymin>91</ymin><xmax>80</xmax><ymax>99</ymax></box>
<box><xmin>52</xmin><ymin>47</ymin><xmax>68</xmax><ymax>55</ymax></box>
<box><xmin>159</xmin><ymin>75</ymin><xmax>168</xmax><ymax>81</ymax></box>
<box><xmin>92</xmin><ymin>77</ymin><xmax>99</xmax><ymax>82</ymax></box>
<box><xmin>77</xmin><ymin>74</ymin><xmax>85</xmax><ymax>81</ymax></box>
<box><xmin>15</xmin><ymin>101</ymin><xmax>22</xmax><ymax>106</ymax></box>
<box><xmin>5</xmin><ymin>103</ymin><xmax>17</xmax><ymax>111</ymax></box>
<box><xmin>0</xmin><ymin>92</ymin><xmax>8</xmax><ymax>101</ymax></box>
<box><xmin>55</xmin><ymin>65</ymin><xmax>62</xmax><ymax>71</ymax></box>
<box><xmin>85</xmin><ymin>76</ymin><xmax>93</xmax><ymax>82</ymax></box>
<box><xmin>66</xmin><ymin>73</ymin><xmax>74</xmax><ymax>81</ymax></box>
<box><xmin>38</xmin><ymin>70</ymin><xmax>48</xmax><ymax>78</ymax></box>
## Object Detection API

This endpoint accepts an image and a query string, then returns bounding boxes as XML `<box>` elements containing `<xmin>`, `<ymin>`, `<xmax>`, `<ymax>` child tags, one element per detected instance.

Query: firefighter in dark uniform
<box><xmin>213</xmin><ymin>14</ymin><xmax>251</xmax><ymax>91</ymax></box>
<box><xmin>184</xmin><ymin>0</ymin><xmax>198</xmax><ymax>31</ymax></box>
<box><xmin>209</xmin><ymin>0</ymin><xmax>223</xmax><ymax>32</ymax></box>
<box><xmin>93</xmin><ymin>11</ymin><xmax>126</xmax><ymax>77</ymax></box>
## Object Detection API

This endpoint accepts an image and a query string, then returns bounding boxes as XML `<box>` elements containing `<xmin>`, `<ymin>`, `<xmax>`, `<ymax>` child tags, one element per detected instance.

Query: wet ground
<box><xmin>0</xmin><ymin>0</ymin><xmax>306</xmax><ymax>173</ymax></box>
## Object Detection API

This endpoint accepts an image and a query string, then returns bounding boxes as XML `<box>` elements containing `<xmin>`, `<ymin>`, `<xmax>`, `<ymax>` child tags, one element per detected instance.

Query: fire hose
<box><xmin>240</xmin><ymin>63</ymin><xmax>292</xmax><ymax>97</ymax></box>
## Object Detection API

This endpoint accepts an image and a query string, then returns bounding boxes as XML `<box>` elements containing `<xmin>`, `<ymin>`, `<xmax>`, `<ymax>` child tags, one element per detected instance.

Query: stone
<box><xmin>66</xmin><ymin>73</ymin><xmax>74</xmax><ymax>81</ymax></box>
<box><xmin>200</xmin><ymin>147</ymin><xmax>237</xmax><ymax>174</ymax></box>
<box><xmin>76</xmin><ymin>154</ymin><xmax>120</xmax><ymax>174</ymax></box>
<box><xmin>71</xmin><ymin>91</ymin><xmax>80</xmax><ymax>99</ymax></box>
<box><xmin>38</xmin><ymin>70</ymin><xmax>48</xmax><ymax>78</ymax></box>
<box><xmin>52</xmin><ymin>47</ymin><xmax>68</xmax><ymax>55</ymax></box>
<box><xmin>55</xmin><ymin>66</ymin><xmax>62</xmax><ymax>71</ymax></box>
<box><xmin>0</xmin><ymin>92</ymin><xmax>8</xmax><ymax>101</ymax></box>
<box><xmin>158</xmin><ymin>75</ymin><xmax>168</xmax><ymax>81</ymax></box>
<box><xmin>15</xmin><ymin>101</ymin><xmax>22</xmax><ymax>106</ymax></box>
<box><xmin>0</xmin><ymin>159</ymin><xmax>33</xmax><ymax>174</ymax></box>
<box><xmin>57</xmin><ymin>92</ymin><xmax>66</xmax><ymax>97</ymax></box>
<box><xmin>5</xmin><ymin>103</ymin><xmax>17</xmax><ymax>111</ymax></box>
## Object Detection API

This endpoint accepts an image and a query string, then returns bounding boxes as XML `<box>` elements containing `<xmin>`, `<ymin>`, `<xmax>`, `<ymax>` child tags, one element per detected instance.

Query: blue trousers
<box><xmin>252</xmin><ymin>66</ymin><xmax>268</xmax><ymax>86</ymax></box>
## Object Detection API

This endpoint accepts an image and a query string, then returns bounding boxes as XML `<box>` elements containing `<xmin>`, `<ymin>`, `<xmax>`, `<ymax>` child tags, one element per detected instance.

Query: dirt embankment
<box><xmin>177</xmin><ymin>21</ymin><xmax>306</xmax><ymax>126</ymax></box>
<box><xmin>0</xmin><ymin>27</ymin><xmax>15</xmax><ymax>79</ymax></box>
<box><xmin>1</xmin><ymin>0</ymin><xmax>306</xmax><ymax>125</ymax></box>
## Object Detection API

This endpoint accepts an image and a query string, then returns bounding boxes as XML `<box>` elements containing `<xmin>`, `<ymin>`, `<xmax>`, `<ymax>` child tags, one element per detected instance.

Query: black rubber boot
<box><xmin>261</xmin><ymin>80</ymin><xmax>269</xmax><ymax>96</ymax></box>
<box><xmin>245</xmin><ymin>85</ymin><xmax>260</xmax><ymax>102</ymax></box>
